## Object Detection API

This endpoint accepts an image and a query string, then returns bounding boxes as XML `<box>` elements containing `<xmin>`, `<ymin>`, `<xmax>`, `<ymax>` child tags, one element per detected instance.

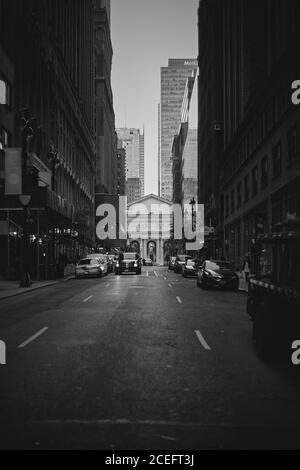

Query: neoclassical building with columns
<box><xmin>127</xmin><ymin>194</ymin><xmax>172</xmax><ymax>265</ymax></box>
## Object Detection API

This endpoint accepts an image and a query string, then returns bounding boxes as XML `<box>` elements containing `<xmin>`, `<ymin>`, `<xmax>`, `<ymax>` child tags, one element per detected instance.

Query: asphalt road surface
<box><xmin>0</xmin><ymin>267</ymin><xmax>299</xmax><ymax>450</ymax></box>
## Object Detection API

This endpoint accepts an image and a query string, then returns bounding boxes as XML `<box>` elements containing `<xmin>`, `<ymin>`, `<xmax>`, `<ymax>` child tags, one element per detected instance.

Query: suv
<box><xmin>115</xmin><ymin>252</ymin><xmax>142</xmax><ymax>275</ymax></box>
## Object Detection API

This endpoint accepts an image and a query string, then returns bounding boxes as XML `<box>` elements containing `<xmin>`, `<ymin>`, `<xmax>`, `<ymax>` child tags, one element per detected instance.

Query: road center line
<box><xmin>83</xmin><ymin>295</ymin><xmax>93</xmax><ymax>302</ymax></box>
<box><xmin>176</xmin><ymin>296</ymin><xmax>182</xmax><ymax>304</ymax></box>
<box><xmin>18</xmin><ymin>327</ymin><xmax>49</xmax><ymax>349</ymax></box>
<box><xmin>195</xmin><ymin>330</ymin><xmax>211</xmax><ymax>350</ymax></box>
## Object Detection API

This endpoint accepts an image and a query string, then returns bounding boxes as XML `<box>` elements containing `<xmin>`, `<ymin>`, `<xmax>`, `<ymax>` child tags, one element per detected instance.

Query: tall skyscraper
<box><xmin>159</xmin><ymin>59</ymin><xmax>198</xmax><ymax>201</ymax></box>
<box><xmin>116</xmin><ymin>127</ymin><xmax>145</xmax><ymax>203</ymax></box>
<box><xmin>95</xmin><ymin>0</ymin><xmax>117</xmax><ymax>195</ymax></box>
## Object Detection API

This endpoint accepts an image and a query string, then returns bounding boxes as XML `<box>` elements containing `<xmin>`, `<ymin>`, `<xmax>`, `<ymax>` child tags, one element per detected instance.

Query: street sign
<box><xmin>19</xmin><ymin>195</ymin><xmax>31</xmax><ymax>207</ymax></box>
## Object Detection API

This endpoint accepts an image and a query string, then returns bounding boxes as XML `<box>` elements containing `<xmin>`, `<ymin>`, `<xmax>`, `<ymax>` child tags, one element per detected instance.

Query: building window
<box><xmin>261</xmin><ymin>155</ymin><xmax>268</xmax><ymax>189</ymax></box>
<box><xmin>0</xmin><ymin>126</ymin><xmax>11</xmax><ymax>148</ymax></box>
<box><xmin>230</xmin><ymin>189</ymin><xmax>235</xmax><ymax>214</ymax></box>
<box><xmin>252</xmin><ymin>165</ymin><xmax>258</xmax><ymax>197</ymax></box>
<box><xmin>244</xmin><ymin>174</ymin><xmax>249</xmax><ymax>202</ymax></box>
<box><xmin>0</xmin><ymin>78</ymin><xmax>11</xmax><ymax>107</ymax></box>
<box><xmin>272</xmin><ymin>142</ymin><xmax>282</xmax><ymax>179</ymax></box>
<box><xmin>287</xmin><ymin>125</ymin><xmax>298</xmax><ymax>165</ymax></box>
<box><xmin>237</xmin><ymin>182</ymin><xmax>242</xmax><ymax>209</ymax></box>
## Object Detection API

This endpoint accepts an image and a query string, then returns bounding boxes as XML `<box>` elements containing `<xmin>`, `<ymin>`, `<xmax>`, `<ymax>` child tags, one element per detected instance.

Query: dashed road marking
<box><xmin>168</xmin><ymin>283</ymin><xmax>172</xmax><ymax>288</ymax></box>
<box><xmin>18</xmin><ymin>327</ymin><xmax>49</xmax><ymax>349</ymax></box>
<box><xmin>105</xmin><ymin>283</ymin><xmax>110</xmax><ymax>288</ymax></box>
<box><xmin>154</xmin><ymin>271</ymin><xmax>158</xmax><ymax>277</ymax></box>
<box><xmin>83</xmin><ymin>295</ymin><xmax>93</xmax><ymax>302</ymax></box>
<box><xmin>195</xmin><ymin>329</ymin><xmax>211</xmax><ymax>350</ymax></box>
<box><xmin>176</xmin><ymin>296</ymin><xmax>182</xmax><ymax>304</ymax></box>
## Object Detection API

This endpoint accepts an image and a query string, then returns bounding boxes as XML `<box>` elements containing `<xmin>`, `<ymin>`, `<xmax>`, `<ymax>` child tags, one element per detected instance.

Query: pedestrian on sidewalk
<box><xmin>242</xmin><ymin>255</ymin><xmax>251</xmax><ymax>282</ymax></box>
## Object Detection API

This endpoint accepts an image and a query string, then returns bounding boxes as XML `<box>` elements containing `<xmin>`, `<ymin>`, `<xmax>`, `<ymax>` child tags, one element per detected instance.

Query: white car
<box><xmin>86</xmin><ymin>253</ymin><xmax>108</xmax><ymax>276</ymax></box>
<box><xmin>75</xmin><ymin>258</ymin><xmax>102</xmax><ymax>279</ymax></box>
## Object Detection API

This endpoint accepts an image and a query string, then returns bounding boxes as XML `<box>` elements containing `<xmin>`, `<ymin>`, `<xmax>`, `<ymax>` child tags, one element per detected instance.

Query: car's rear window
<box><xmin>78</xmin><ymin>259</ymin><xmax>98</xmax><ymax>265</ymax></box>
<box><xmin>186</xmin><ymin>260</ymin><xmax>195</xmax><ymax>266</ymax></box>
<box><xmin>206</xmin><ymin>260</ymin><xmax>233</xmax><ymax>270</ymax></box>
<box><xmin>123</xmin><ymin>253</ymin><xmax>138</xmax><ymax>260</ymax></box>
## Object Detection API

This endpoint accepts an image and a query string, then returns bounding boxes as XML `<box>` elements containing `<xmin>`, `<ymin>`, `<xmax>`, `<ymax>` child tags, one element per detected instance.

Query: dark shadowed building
<box><xmin>0</xmin><ymin>0</ymin><xmax>96</xmax><ymax>279</ymax></box>
<box><xmin>198</xmin><ymin>0</ymin><xmax>300</xmax><ymax>266</ymax></box>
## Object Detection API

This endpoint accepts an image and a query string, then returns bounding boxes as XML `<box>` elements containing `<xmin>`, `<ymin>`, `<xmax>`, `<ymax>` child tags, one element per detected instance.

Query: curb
<box><xmin>0</xmin><ymin>276</ymin><xmax>74</xmax><ymax>301</ymax></box>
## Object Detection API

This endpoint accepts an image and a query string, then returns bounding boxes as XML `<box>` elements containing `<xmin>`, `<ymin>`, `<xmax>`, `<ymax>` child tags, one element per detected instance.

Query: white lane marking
<box><xmin>146</xmin><ymin>271</ymin><xmax>149</xmax><ymax>277</ymax></box>
<box><xmin>176</xmin><ymin>296</ymin><xmax>182</xmax><ymax>304</ymax></box>
<box><xmin>154</xmin><ymin>271</ymin><xmax>158</xmax><ymax>277</ymax></box>
<box><xmin>168</xmin><ymin>283</ymin><xmax>172</xmax><ymax>288</ymax></box>
<box><xmin>105</xmin><ymin>283</ymin><xmax>110</xmax><ymax>288</ymax></box>
<box><xmin>195</xmin><ymin>330</ymin><xmax>211</xmax><ymax>351</ymax></box>
<box><xmin>163</xmin><ymin>276</ymin><xmax>167</xmax><ymax>280</ymax></box>
<box><xmin>83</xmin><ymin>295</ymin><xmax>93</xmax><ymax>302</ymax></box>
<box><xmin>32</xmin><ymin>419</ymin><xmax>254</xmax><ymax>428</ymax></box>
<box><xmin>18</xmin><ymin>327</ymin><xmax>49</xmax><ymax>349</ymax></box>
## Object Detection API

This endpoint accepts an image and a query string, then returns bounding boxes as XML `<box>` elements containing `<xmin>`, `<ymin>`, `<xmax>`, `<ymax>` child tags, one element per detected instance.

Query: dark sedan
<box><xmin>182</xmin><ymin>259</ymin><xmax>198</xmax><ymax>277</ymax></box>
<box><xmin>115</xmin><ymin>252</ymin><xmax>142</xmax><ymax>275</ymax></box>
<box><xmin>196</xmin><ymin>260</ymin><xmax>239</xmax><ymax>291</ymax></box>
<box><xmin>174</xmin><ymin>254</ymin><xmax>192</xmax><ymax>273</ymax></box>
<box><xmin>168</xmin><ymin>256</ymin><xmax>176</xmax><ymax>270</ymax></box>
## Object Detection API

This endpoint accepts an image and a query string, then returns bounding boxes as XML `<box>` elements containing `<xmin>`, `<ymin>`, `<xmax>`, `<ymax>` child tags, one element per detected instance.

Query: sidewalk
<box><xmin>0</xmin><ymin>275</ymin><xmax>74</xmax><ymax>301</ymax></box>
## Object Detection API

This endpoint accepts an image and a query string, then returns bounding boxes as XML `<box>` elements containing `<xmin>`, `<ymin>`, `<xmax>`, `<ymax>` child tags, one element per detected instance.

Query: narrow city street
<box><xmin>0</xmin><ymin>267</ymin><xmax>299</xmax><ymax>450</ymax></box>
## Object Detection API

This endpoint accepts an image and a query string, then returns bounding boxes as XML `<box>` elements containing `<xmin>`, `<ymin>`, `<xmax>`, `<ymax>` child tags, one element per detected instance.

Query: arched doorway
<box><xmin>129</xmin><ymin>240</ymin><xmax>140</xmax><ymax>254</ymax></box>
<box><xmin>147</xmin><ymin>241</ymin><xmax>156</xmax><ymax>262</ymax></box>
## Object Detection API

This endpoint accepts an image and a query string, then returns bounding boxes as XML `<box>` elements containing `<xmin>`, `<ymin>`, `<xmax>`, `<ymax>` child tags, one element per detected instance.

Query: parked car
<box><xmin>86</xmin><ymin>253</ymin><xmax>108</xmax><ymax>276</ymax></box>
<box><xmin>168</xmin><ymin>256</ymin><xmax>176</xmax><ymax>270</ymax></box>
<box><xmin>174</xmin><ymin>254</ymin><xmax>192</xmax><ymax>273</ymax></box>
<box><xmin>75</xmin><ymin>258</ymin><xmax>103</xmax><ymax>279</ymax></box>
<box><xmin>115</xmin><ymin>252</ymin><xmax>142</xmax><ymax>275</ymax></box>
<box><xmin>196</xmin><ymin>259</ymin><xmax>239</xmax><ymax>290</ymax></box>
<box><xmin>144</xmin><ymin>258</ymin><xmax>153</xmax><ymax>266</ymax></box>
<box><xmin>182</xmin><ymin>259</ymin><xmax>198</xmax><ymax>277</ymax></box>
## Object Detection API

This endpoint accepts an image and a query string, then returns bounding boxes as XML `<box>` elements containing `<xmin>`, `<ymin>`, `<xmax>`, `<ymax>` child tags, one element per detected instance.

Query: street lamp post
<box><xmin>19</xmin><ymin>195</ymin><xmax>31</xmax><ymax>287</ymax></box>
<box><xmin>19</xmin><ymin>109</ymin><xmax>36</xmax><ymax>287</ymax></box>
<box><xmin>189</xmin><ymin>197</ymin><xmax>196</xmax><ymax>232</ymax></box>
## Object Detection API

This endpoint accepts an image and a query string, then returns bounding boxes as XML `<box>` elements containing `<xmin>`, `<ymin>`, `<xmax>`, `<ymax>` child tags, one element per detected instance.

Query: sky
<box><xmin>111</xmin><ymin>0</ymin><xmax>199</xmax><ymax>196</ymax></box>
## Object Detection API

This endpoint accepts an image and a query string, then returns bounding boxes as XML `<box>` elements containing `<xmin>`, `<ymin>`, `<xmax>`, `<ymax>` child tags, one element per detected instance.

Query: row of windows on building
<box><xmin>223</xmin><ymin>86</ymin><xmax>294</xmax><ymax>183</ymax></box>
<box><xmin>224</xmin><ymin>123</ymin><xmax>299</xmax><ymax>219</ymax></box>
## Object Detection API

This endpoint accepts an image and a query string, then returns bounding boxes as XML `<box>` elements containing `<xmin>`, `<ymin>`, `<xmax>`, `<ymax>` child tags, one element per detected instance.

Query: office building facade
<box><xmin>0</xmin><ymin>0</ymin><xmax>96</xmax><ymax>280</ymax></box>
<box><xmin>159</xmin><ymin>58</ymin><xmax>197</xmax><ymax>201</ymax></box>
<box><xmin>95</xmin><ymin>0</ymin><xmax>118</xmax><ymax>195</ymax></box>
<box><xmin>116</xmin><ymin>127</ymin><xmax>145</xmax><ymax>203</ymax></box>
<box><xmin>198</xmin><ymin>0</ymin><xmax>300</xmax><ymax>266</ymax></box>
